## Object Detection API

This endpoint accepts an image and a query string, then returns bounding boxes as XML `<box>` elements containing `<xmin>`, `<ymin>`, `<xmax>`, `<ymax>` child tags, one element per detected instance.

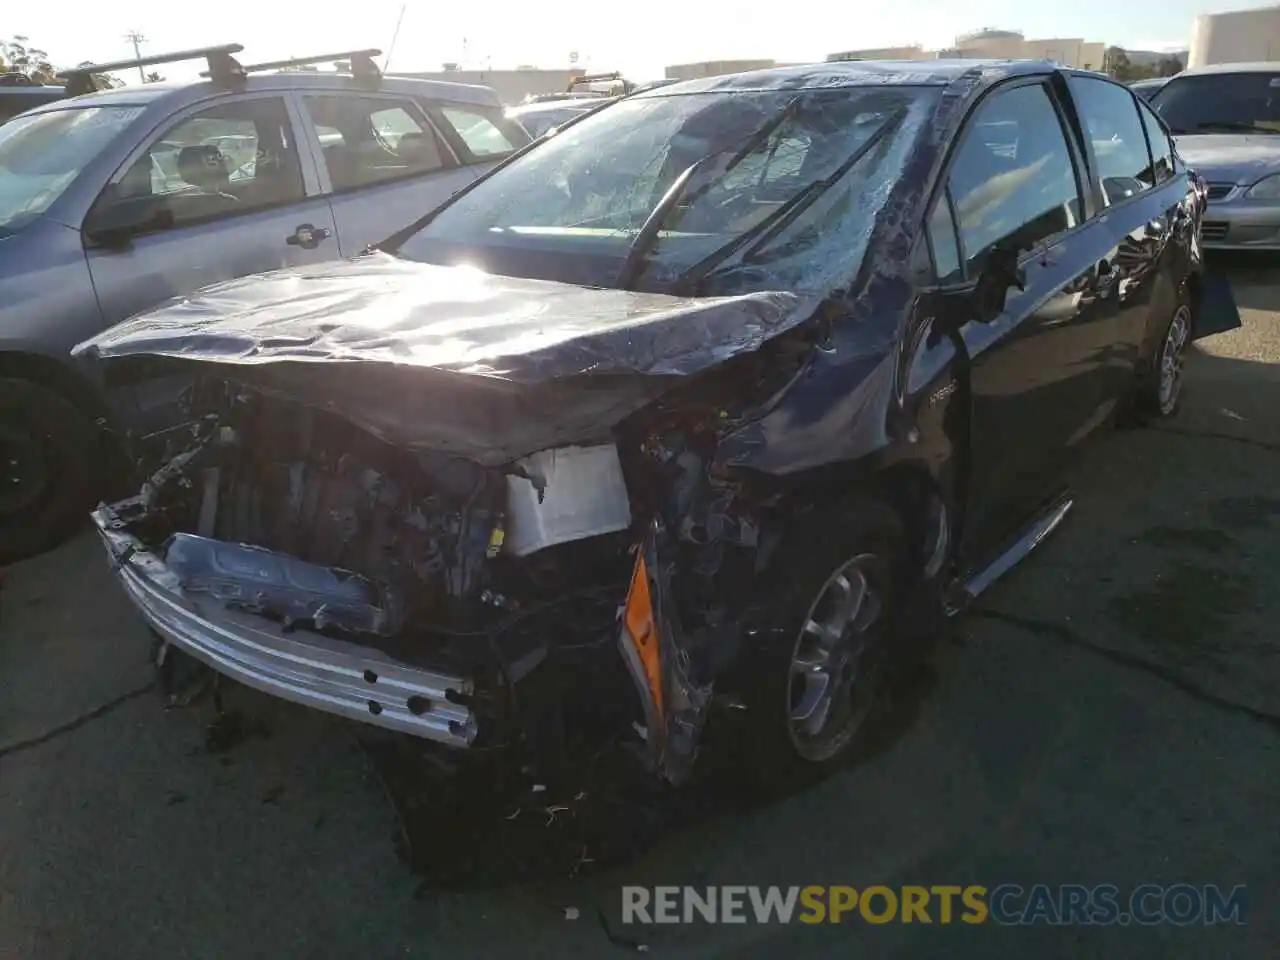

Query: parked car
<box><xmin>77</xmin><ymin>59</ymin><xmax>1230</xmax><ymax>791</ymax></box>
<box><xmin>1148</xmin><ymin>62</ymin><xmax>1280</xmax><ymax>249</ymax></box>
<box><xmin>0</xmin><ymin>74</ymin><xmax>66</xmax><ymax>125</ymax></box>
<box><xmin>0</xmin><ymin>44</ymin><xmax>529</xmax><ymax>564</ymax></box>
<box><xmin>1128</xmin><ymin>77</ymin><xmax>1168</xmax><ymax>101</ymax></box>
<box><xmin>506</xmin><ymin>97</ymin><xmax>616</xmax><ymax>138</ymax></box>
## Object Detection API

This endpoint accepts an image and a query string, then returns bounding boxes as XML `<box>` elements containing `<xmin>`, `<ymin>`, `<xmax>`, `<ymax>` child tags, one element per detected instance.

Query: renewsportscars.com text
<box><xmin>621</xmin><ymin>884</ymin><xmax>1247</xmax><ymax>926</ymax></box>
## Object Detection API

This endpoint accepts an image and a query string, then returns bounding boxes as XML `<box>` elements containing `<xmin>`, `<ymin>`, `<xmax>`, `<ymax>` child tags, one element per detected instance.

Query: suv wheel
<box><xmin>0</xmin><ymin>378</ymin><xmax>100</xmax><ymax>565</ymax></box>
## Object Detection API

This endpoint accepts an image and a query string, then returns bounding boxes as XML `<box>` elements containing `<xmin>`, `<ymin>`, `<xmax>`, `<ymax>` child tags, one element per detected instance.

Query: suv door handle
<box><xmin>286</xmin><ymin>223</ymin><xmax>331</xmax><ymax>249</ymax></box>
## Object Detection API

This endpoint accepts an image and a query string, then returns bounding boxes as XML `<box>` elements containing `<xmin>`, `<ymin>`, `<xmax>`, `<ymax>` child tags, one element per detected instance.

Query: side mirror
<box><xmin>971</xmin><ymin>243</ymin><xmax>1026</xmax><ymax>323</ymax></box>
<box><xmin>84</xmin><ymin>194</ymin><xmax>173</xmax><ymax>249</ymax></box>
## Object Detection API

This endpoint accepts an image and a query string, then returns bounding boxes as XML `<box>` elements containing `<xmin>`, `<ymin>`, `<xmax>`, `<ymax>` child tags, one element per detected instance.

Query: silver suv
<box><xmin>0</xmin><ymin>44</ymin><xmax>530</xmax><ymax>563</ymax></box>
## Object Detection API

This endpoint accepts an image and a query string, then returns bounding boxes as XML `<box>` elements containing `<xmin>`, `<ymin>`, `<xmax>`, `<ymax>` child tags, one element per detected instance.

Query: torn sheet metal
<box><xmin>73</xmin><ymin>253</ymin><xmax>819</xmax><ymax>382</ymax></box>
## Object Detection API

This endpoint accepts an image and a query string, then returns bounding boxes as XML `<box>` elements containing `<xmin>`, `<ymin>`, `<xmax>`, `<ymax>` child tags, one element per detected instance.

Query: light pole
<box><xmin>124</xmin><ymin>30</ymin><xmax>147</xmax><ymax>83</ymax></box>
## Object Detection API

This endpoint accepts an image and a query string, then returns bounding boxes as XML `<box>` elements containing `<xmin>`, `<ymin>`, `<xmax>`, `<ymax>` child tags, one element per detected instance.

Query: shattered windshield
<box><xmin>397</xmin><ymin>86</ymin><xmax>938</xmax><ymax>295</ymax></box>
<box><xmin>0</xmin><ymin>105</ymin><xmax>143</xmax><ymax>236</ymax></box>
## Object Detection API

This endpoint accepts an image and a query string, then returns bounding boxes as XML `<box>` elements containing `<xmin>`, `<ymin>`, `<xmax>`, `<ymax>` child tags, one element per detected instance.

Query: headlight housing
<box><xmin>1245</xmin><ymin>173</ymin><xmax>1280</xmax><ymax>199</ymax></box>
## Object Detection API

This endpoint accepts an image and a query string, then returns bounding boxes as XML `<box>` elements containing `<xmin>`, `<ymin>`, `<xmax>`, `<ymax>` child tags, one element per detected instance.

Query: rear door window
<box><xmin>434</xmin><ymin>103</ymin><xmax>526</xmax><ymax>161</ymax></box>
<box><xmin>305</xmin><ymin>95</ymin><xmax>450</xmax><ymax>192</ymax></box>
<box><xmin>1137</xmin><ymin>100</ymin><xmax>1174</xmax><ymax>185</ymax></box>
<box><xmin>946</xmin><ymin>82</ymin><xmax>1085</xmax><ymax>276</ymax></box>
<box><xmin>1067</xmin><ymin>75</ymin><xmax>1153</xmax><ymax>204</ymax></box>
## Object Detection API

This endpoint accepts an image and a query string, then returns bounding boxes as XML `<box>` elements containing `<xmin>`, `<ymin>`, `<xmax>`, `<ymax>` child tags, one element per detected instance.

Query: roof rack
<box><xmin>210</xmin><ymin>49</ymin><xmax>383</xmax><ymax>86</ymax></box>
<box><xmin>59</xmin><ymin>43</ymin><xmax>245</xmax><ymax>96</ymax></box>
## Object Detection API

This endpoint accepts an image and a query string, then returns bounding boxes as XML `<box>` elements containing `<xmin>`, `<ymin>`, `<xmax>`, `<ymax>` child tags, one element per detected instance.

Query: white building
<box><xmin>828</xmin><ymin>29</ymin><xmax>1106</xmax><ymax>71</ymax></box>
<box><xmin>1189</xmin><ymin>4</ymin><xmax>1280</xmax><ymax>67</ymax></box>
<box><xmin>664</xmin><ymin>60</ymin><xmax>778</xmax><ymax>81</ymax></box>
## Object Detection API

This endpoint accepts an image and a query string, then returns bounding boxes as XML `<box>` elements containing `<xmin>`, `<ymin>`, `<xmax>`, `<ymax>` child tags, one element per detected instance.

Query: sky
<box><xmin>4</xmin><ymin>0</ymin><xmax>1269</xmax><ymax>84</ymax></box>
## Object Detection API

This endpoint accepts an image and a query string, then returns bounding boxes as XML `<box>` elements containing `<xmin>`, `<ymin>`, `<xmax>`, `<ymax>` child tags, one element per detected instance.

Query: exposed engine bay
<box><xmin>98</xmin><ymin>347</ymin><xmax>801</xmax><ymax>781</ymax></box>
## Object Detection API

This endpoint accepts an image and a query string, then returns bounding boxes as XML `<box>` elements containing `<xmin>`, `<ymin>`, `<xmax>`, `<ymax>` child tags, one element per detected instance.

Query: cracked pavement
<box><xmin>1</xmin><ymin>259</ymin><xmax>1277</xmax><ymax>958</ymax></box>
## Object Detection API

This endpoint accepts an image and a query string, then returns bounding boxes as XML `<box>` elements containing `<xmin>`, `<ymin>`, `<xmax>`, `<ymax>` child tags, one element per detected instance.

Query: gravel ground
<box><xmin>1</xmin><ymin>260</ymin><xmax>1277</xmax><ymax>959</ymax></box>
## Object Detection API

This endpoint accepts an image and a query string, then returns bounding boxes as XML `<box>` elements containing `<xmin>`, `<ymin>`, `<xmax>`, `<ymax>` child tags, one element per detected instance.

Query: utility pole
<box><xmin>124</xmin><ymin>30</ymin><xmax>147</xmax><ymax>83</ymax></box>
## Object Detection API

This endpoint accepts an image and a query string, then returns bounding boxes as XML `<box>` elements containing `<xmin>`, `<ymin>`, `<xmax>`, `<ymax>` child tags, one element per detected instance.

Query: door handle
<box><xmin>286</xmin><ymin>223</ymin><xmax>331</xmax><ymax>250</ymax></box>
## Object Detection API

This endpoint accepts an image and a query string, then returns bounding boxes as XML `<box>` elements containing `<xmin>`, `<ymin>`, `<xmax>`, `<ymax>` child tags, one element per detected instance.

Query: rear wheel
<box><xmin>1137</xmin><ymin>285</ymin><xmax>1192</xmax><ymax>419</ymax></box>
<box><xmin>0</xmin><ymin>378</ymin><xmax>101</xmax><ymax>565</ymax></box>
<box><xmin>734</xmin><ymin>499</ymin><xmax>909</xmax><ymax>779</ymax></box>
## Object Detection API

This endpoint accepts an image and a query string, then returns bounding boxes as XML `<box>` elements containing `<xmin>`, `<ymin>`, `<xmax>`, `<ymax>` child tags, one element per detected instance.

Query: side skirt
<box><xmin>946</xmin><ymin>494</ymin><xmax>1074</xmax><ymax>615</ymax></box>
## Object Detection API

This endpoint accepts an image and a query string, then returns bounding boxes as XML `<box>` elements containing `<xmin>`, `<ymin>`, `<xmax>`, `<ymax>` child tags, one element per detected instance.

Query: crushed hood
<box><xmin>74</xmin><ymin>253</ymin><xmax>820</xmax><ymax>463</ymax></box>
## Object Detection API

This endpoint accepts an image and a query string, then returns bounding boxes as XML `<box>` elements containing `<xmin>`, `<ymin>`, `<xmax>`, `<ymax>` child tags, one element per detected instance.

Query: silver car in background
<box><xmin>1149</xmin><ymin>62</ymin><xmax>1280</xmax><ymax>249</ymax></box>
<box><xmin>0</xmin><ymin>44</ymin><xmax>529</xmax><ymax>564</ymax></box>
<box><xmin>506</xmin><ymin>98</ymin><xmax>615</xmax><ymax>138</ymax></box>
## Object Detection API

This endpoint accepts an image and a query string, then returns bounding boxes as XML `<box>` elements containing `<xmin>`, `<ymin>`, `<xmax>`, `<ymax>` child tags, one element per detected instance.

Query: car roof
<box><xmin>632</xmin><ymin>58</ymin><xmax>1059</xmax><ymax>98</ymax></box>
<box><xmin>20</xmin><ymin>71</ymin><xmax>502</xmax><ymax>118</ymax></box>
<box><xmin>1129</xmin><ymin>78</ymin><xmax>1168</xmax><ymax>87</ymax></box>
<box><xmin>1174</xmin><ymin>61</ymin><xmax>1280</xmax><ymax>77</ymax></box>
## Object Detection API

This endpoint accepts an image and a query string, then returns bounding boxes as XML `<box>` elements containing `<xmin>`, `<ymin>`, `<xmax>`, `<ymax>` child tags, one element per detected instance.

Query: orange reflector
<box><xmin>624</xmin><ymin>551</ymin><xmax>664</xmax><ymax>722</ymax></box>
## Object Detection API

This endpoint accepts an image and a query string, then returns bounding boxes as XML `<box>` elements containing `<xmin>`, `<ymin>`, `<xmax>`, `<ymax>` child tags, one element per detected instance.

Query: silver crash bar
<box><xmin>92</xmin><ymin>508</ymin><xmax>477</xmax><ymax>747</ymax></box>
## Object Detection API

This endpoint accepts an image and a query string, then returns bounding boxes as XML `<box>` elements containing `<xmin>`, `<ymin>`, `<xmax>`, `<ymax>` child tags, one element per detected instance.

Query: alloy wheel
<box><xmin>1158</xmin><ymin>303</ymin><xmax>1191</xmax><ymax>415</ymax></box>
<box><xmin>786</xmin><ymin>552</ymin><xmax>888</xmax><ymax>762</ymax></box>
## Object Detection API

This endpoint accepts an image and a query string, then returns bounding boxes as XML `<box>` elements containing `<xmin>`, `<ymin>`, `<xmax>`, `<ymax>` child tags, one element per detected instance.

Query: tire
<box><xmin>1136</xmin><ymin>283</ymin><xmax>1192</xmax><ymax>420</ymax></box>
<box><xmin>731</xmin><ymin>498</ymin><xmax>910</xmax><ymax>782</ymax></box>
<box><xmin>0</xmin><ymin>377</ymin><xmax>102</xmax><ymax>565</ymax></box>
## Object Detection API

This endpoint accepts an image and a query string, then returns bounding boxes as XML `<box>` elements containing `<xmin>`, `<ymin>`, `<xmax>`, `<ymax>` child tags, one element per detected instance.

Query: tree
<box><xmin>145</xmin><ymin>71</ymin><xmax>164</xmax><ymax>83</ymax></box>
<box><xmin>1156</xmin><ymin>56</ymin><xmax>1183</xmax><ymax>78</ymax></box>
<box><xmin>1104</xmin><ymin>46</ymin><xmax>1131</xmax><ymax>79</ymax></box>
<box><xmin>1</xmin><ymin>35</ymin><xmax>55</xmax><ymax>82</ymax></box>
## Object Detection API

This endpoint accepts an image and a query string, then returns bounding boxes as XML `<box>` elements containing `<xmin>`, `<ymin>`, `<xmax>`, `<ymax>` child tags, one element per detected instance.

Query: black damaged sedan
<box><xmin>75</xmin><ymin>59</ymin><xmax>1233</xmax><ymax>788</ymax></box>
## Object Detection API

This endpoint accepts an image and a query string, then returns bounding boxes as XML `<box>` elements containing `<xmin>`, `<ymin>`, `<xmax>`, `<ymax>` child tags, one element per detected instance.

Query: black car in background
<box><xmin>1128</xmin><ymin>77</ymin><xmax>1170</xmax><ymax>101</ymax></box>
<box><xmin>78</xmin><ymin>59</ymin><xmax>1231</xmax><ymax>793</ymax></box>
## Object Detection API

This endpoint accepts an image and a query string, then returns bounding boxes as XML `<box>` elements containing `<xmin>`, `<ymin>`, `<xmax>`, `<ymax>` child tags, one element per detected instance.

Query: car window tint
<box><xmin>439</xmin><ymin>105</ymin><xmax>519</xmax><ymax>159</ymax></box>
<box><xmin>1137</xmin><ymin>100</ymin><xmax>1174</xmax><ymax>185</ymax></box>
<box><xmin>305</xmin><ymin>95</ymin><xmax>446</xmax><ymax>192</ymax></box>
<box><xmin>947</xmin><ymin>83</ymin><xmax>1083</xmax><ymax>274</ymax></box>
<box><xmin>103</xmin><ymin>97</ymin><xmax>304</xmax><ymax>230</ymax></box>
<box><xmin>1067</xmin><ymin>76</ymin><xmax>1152</xmax><ymax>204</ymax></box>
<box><xmin>928</xmin><ymin>192</ymin><xmax>962</xmax><ymax>283</ymax></box>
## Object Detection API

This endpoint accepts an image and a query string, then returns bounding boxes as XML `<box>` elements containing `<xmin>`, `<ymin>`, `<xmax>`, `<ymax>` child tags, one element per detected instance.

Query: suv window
<box><xmin>305</xmin><ymin>95</ymin><xmax>448</xmax><ymax>192</ymax></box>
<box><xmin>1137</xmin><ymin>100</ymin><xmax>1174</xmax><ymax>185</ymax></box>
<box><xmin>1067</xmin><ymin>75</ymin><xmax>1152</xmax><ymax>204</ymax></box>
<box><xmin>947</xmin><ymin>83</ymin><xmax>1084</xmax><ymax>276</ymax></box>
<box><xmin>1151</xmin><ymin>72</ymin><xmax>1280</xmax><ymax>135</ymax></box>
<box><xmin>94</xmin><ymin>97</ymin><xmax>304</xmax><ymax>231</ymax></box>
<box><xmin>436</xmin><ymin>104</ymin><xmax>522</xmax><ymax>160</ymax></box>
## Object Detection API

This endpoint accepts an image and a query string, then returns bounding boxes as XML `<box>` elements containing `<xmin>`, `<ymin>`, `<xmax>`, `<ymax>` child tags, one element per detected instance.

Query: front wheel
<box><xmin>734</xmin><ymin>499</ymin><xmax>909</xmax><ymax>778</ymax></box>
<box><xmin>0</xmin><ymin>377</ymin><xmax>101</xmax><ymax>565</ymax></box>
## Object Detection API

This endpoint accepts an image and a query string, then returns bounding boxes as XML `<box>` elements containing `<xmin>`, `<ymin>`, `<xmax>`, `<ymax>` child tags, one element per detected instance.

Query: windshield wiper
<box><xmin>615</xmin><ymin>97</ymin><xmax>803</xmax><ymax>290</ymax></box>
<box><xmin>669</xmin><ymin>110</ymin><xmax>906</xmax><ymax>296</ymax></box>
<box><xmin>1195</xmin><ymin>120</ymin><xmax>1280</xmax><ymax>134</ymax></box>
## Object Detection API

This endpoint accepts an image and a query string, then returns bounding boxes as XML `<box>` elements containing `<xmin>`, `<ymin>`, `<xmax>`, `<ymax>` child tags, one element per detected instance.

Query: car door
<box><xmin>1065</xmin><ymin>74</ymin><xmax>1174</xmax><ymax>373</ymax></box>
<box><xmin>298</xmin><ymin>92</ymin><xmax>480</xmax><ymax>255</ymax></box>
<box><xmin>926</xmin><ymin>77</ymin><xmax>1126</xmax><ymax>561</ymax></box>
<box><xmin>84</xmin><ymin>92</ymin><xmax>338</xmax><ymax>329</ymax></box>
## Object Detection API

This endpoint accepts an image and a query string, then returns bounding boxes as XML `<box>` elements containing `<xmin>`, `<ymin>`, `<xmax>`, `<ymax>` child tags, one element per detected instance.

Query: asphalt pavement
<box><xmin>1</xmin><ymin>260</ymin><xmax>1277</xmax><ymax>959</ymax></box>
